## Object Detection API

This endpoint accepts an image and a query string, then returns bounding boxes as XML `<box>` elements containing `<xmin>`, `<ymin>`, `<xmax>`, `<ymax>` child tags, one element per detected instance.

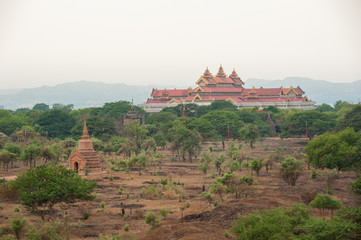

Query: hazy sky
<box><xmin>0</xmin><ymin>0</ymin><xmax>360</xmax><ymax>89</ymax></box>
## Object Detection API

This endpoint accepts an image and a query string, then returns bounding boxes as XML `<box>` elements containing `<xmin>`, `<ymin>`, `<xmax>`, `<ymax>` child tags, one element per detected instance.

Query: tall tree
<box><xmin>305</xmin><ymin>128</ymin><xmax>360</xmax><ymax>171</ymax></box>
<box><xmin>239</xmin><ymin>124</ymin><xmax>261</xmax><ymax>148</ymax></box>
<box><xmin>201</xmin><ymin>110</ymin><xmax>243</xmax><ymax>139</ymax></box>
<box><xmin>281</xmin><ymin>110</ymin><xmax>336</xmax><ymax>139</ymax></box>
<box><xmin>32</xmin><ymin>103</ymin><xmax>50</xmax><ymax>111</ymax></box>
<box><xmin>36</xmin><ymin>109</ymin><xmax>77</xmax><ymax>139</ymax></box>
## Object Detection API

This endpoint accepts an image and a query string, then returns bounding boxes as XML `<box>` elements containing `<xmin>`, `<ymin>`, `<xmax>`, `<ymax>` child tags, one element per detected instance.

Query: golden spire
<box><xmin>216</xmin><ymin>64</ymin><xmax>226</xmax><ymax>78</ymax></box>
<box><xmin>203</xmin><ymin>67</ymin><xmax>212</xmax><ymax>77</ymax></box>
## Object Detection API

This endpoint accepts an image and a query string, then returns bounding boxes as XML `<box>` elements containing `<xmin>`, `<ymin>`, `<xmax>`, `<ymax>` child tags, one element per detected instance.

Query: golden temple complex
<box><xmin>140</xmin><ymin>65</ymin><xmax>315</xmax><ymax>113</ymax></box>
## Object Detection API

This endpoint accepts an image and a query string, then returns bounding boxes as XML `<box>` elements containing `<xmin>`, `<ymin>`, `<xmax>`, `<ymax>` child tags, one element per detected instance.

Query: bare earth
<box><xmin>0</xmin><ymin>138</ymin><xmax>359</xmax><ymax>240</ymax></box>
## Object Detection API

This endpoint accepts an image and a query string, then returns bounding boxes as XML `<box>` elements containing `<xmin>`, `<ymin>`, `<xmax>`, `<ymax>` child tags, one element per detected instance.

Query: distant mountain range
<box><xmin>0</xmin><ymin>77</ymin><xmax>360</xmax><ymax>110</ymax></box>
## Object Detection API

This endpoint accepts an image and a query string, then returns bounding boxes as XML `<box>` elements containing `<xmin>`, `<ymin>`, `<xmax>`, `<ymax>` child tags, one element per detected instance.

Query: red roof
<box><xmin>214</xmin><ymin>77</ymin><xmax>235</xmax><ymax>84</ymax></box>
<box><xmin>151</xmin><ymin>89</ymin><xmax>188</xmax><ymax>97</ymax></box>
<box><xmin>184</xmin><ymin>95</ymin><xmax>244</xmax><ymax>103</ymax></box>
<box><xmin>243</xmin><ymin>97</ymin><xmax>306</xmax><ymax>102</ymax></box>
<box><xmin>242</xmin><ymin>88</ymin><xmax>282</xmax><ymax>95</ymax></box>
<box><xmin>193</xmin><ymin>86</ymin><xmax>243</xmax><ymax>93</ymax></box>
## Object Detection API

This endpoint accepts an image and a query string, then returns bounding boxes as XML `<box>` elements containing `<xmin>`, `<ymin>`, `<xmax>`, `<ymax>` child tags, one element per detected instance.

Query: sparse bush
<box><xmin>302</xmin><ymin>190</ymin><xmax>318</xmax><ymax>204</ymax></box>
<box><xmin>145</xmin><ymin>212</ymin><xmax>159</xmax><ymax>230</ymax></box>
<box><xmin>14</xmin><ymin>206</ymin><xmax>20</xmax><ymax>212</ymax></box>
<box><xmin>98</xmin><ymin>201</ymin><xmax>105</xmax><ymax>211</ymax></box>
<box><xmin>351</xmin><ymin>174</ymin><xmax>361</xmax><ymax>195</ymax></box>
<box><xmin>83</xmin><ymin>212</ymin><xmax>89</xmax><ymax>220</ymax></box>
<box><xmin>311</xmin><ymin>170</ymin><xmax>321</xmax><ymax>179</ymax></box>
<box><xmin>186</xmin><ymin>201</ymin><xmax>191</xmax><ymax>208</ymax></box>
<box><xmin>159</xmin><ymin>208</ymin><xmax>168</xmax><ymax>220</ymax></box>
<box><xmin>326</xmin><ymin>169</ymin><xmax>338</xmax><ymax>194</ymax></box>
<box><xmin>251</xmin><ymin>158</ymin><xmax>263</xmax><ymax>176</ymax></box>
<box><xmin>11</xmin><ymin>215</ymin><xmax>27</xmax><ymax>240</ymax></box>
<box><xmin>118</xmin><ymin>187</ymin><xmax>123</xmax><ymax>195</ymax></box>
<box><xmin>25</xmin><ymin>219</ymin><xmax>64</xmax><ymax>240</ymax></box>
<box><xmin>0</xmin><ymin>182</ymin><xmax>19</xmax><ymax>201</ymax></box>
<box><xmin>200</xmin><ymin>191</ymin><xmax>214</xmax><ymax>209</ymax></box>
<box><xmin>124</xmin><ymin>224</ymin><xmax>129</xmax><ymax>231</ymax></box>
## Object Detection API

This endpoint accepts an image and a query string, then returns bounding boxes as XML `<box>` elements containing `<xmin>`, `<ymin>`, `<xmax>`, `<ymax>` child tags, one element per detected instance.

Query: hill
<box><xmin>0</xmin><ymin>81</ymin><xmax>155</xmax><ymax>110</ymax></box>
<box><xmin>0</xmin><ymin>78</ymin><xmax>360</xmax><ymax>110</ymax></box>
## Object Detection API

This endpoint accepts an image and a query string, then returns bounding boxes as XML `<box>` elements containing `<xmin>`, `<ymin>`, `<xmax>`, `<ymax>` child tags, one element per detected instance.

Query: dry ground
<box><xmin>0</xmin><ymin>138</ymin><xmax>359</xmax><ymax>240</ymax></box>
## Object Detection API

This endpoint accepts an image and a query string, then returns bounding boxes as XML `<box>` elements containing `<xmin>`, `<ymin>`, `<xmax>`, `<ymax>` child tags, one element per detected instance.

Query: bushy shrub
<box><xmin>145</xmin><ymin>212</ymin><xmax>159</xmax><ymax>230</ymax></box>
<box><xmin>231</xmin><ymin>204</ymin><xmax>359</xmax><ymax>240</ymax></box>
<box><xmin>159</xmin><ymin>208</ymin><xmax>168</xmax><ymax>220</ymax></box>
<box><xmin>309</xmin><ymin>194</ymin><xmax>341</xmax><ymax>215</ymax></box>
<box><xmin>279</xmin><ymin>156</ymin><xmax>303</xmax><ymax>186</ymax></box>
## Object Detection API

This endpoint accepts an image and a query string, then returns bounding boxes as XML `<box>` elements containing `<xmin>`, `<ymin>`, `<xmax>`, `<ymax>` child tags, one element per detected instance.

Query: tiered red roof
<box><xmin>193</xmin><ymin>86</ymin><xmax>243</xmax><ymax>93</ymax></box>
<box><xmin>151</xmin><ymin>89</ymin><xmax>189</xmax><ymax>98</ymax></box>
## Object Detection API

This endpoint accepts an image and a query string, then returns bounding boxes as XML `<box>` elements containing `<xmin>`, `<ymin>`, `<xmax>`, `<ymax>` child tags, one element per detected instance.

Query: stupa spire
<box><xmin>229</xmin><ymin>68</ymin><xmax>239</xmax><ymax>78</ymax></box>
<box><xmin>203</xmin><ymin>67</ymin><xmax>212</xmax><ymax>77</ymax></box>
<box><xmin>216</xmin><ymin>64</ymin><xmax>226</xmax><ymax>78</ymax></box>
<box><xmin>81</xmin><ymin>121</ymin><xmax>90</xmax><ymax>140</ymax></box>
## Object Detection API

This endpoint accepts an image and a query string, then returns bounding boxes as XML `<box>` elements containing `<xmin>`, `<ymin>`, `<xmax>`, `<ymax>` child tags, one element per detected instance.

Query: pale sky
<box><xmin>0</xmin><ymin>0</ymin><xmax>360</xmax><ymax>89</ymax></box>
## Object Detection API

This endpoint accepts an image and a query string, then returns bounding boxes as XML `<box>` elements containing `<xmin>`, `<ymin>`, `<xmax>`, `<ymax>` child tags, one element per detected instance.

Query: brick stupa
<box><xmin>69</xmin><ymin>122</ymin><xmax>101</xmax><ymax>174</ymax></box>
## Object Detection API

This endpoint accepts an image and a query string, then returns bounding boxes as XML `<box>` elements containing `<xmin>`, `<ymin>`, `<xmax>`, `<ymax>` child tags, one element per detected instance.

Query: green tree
<box><xmin>71</xmin><ymin>116</ymin><xmax>115</xmax><ymax>141</ymax></box>
<box><xmin>305</xmin><ymin>128</ymin><xmax>360</xmax><ymax>171</ymax></box>
<box><xmin>123</xmin><ymin>121</ymin><xmax>148</xmax><ymax>155</ymax></box>
<box><xmin>251</xmin><ymin>158</ymin><xmax>263</xmax><ymax>176</ymax></box>
<box><xmin>209</xmin><ymin>101</ymin><xmax>237</xmax><ymax>111</ymax></box>
<box><xmin>21</xmin><ymin>145</ymin><xmax>42</xmax><ymax>168</ymax></box>
<box><xmin>231</xmin><ymin>203</ymin><xmax>358</xmax><ymax>240</ymax></box>
<box><xmin>309</xmin><ymin>194</ymin><xmax>342</xmax><ymax>215</ymax></box>
<box><xmin>215</xmin><ymin>153</ymin><xmax>227</xmax><ymax>175</ymax></box>
<box><xmin>201</xmin><ymin>110</ymin><xmax>243</xmax><ymax>139</ymax></box>
<box><xmin>0</xmin><ymin>150</ymin><xmax>16</xmax><ymax>172</ymax></box>
<box><xmin>210</xmin><ymin>181</ymin><xmax>227</xmax><ymax>202</ymax></box>
<box><xmin>145</xmin><ymin>211</ymin><xmax>159</xmax><ymax>230</ymax></box>
<box><xmin>36</xmin><ymin>109</ymin><xmax>77</xmax><ymax>139</ymax></box>
<box><xmin>11</xmin><ymin>165</ymin><xmax>97</xmax><ymax>221</ymax></box>
<box><xmin>281</xmin><ymin>110</ymin><xmax>336</xmax><ymax>140</ymax></box>
<box><xmin>147</xmin><ymin>112</ymin><xmax>177</xmax><ymax>125</ymax></box>
<box><xmin>0</xmin><ymin>110</ymin><xmax>31</xmax><ymax>136</ymax></box>
<box><xmin>338</xmin><ymin>104</ymin><xmax>361</xmax><ymax>132</ymax></box>
<box><xmin>186</xmin><ymin>118</ymin><xmax>216</xmax><ymax>141</ymax></box>
<box><xmin>351</xmin><ymin>175</ymin><xmax>361</xmax><ymax>195</ymax></box>
<box><xmin>32</xmin><ymin>103</ymin><xmax>50</xmax><ymax>112</ymax></box>
<box><xmin>239</xmin><ymin>124</ymin><xmax>261</xmax><ymax>148</ymax></box>
<box><xmin>315</xmin><ymin>103</ymin><xmax>334</xmax><ymax>112</ymax></box>
<box><xmin>279</xmin><ymin>156</ymin><xmax>303</xmax><ymax>186</ymax></box>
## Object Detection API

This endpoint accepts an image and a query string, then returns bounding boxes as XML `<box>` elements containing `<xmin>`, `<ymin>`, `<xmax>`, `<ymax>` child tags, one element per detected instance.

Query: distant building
<box><xmin>123</xmin><ymin>105</ymin><xmax>145</xmax><ymax>125</ymax></box>
<box><xmin>139</xmin><ymin>65</ymin><xmax>316</xmax><ymax>113</ymax></box>
<box><xmin>69</xmin><ymin>122</ymin><xmax>101</xmax><ymax>174</ymax></box>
